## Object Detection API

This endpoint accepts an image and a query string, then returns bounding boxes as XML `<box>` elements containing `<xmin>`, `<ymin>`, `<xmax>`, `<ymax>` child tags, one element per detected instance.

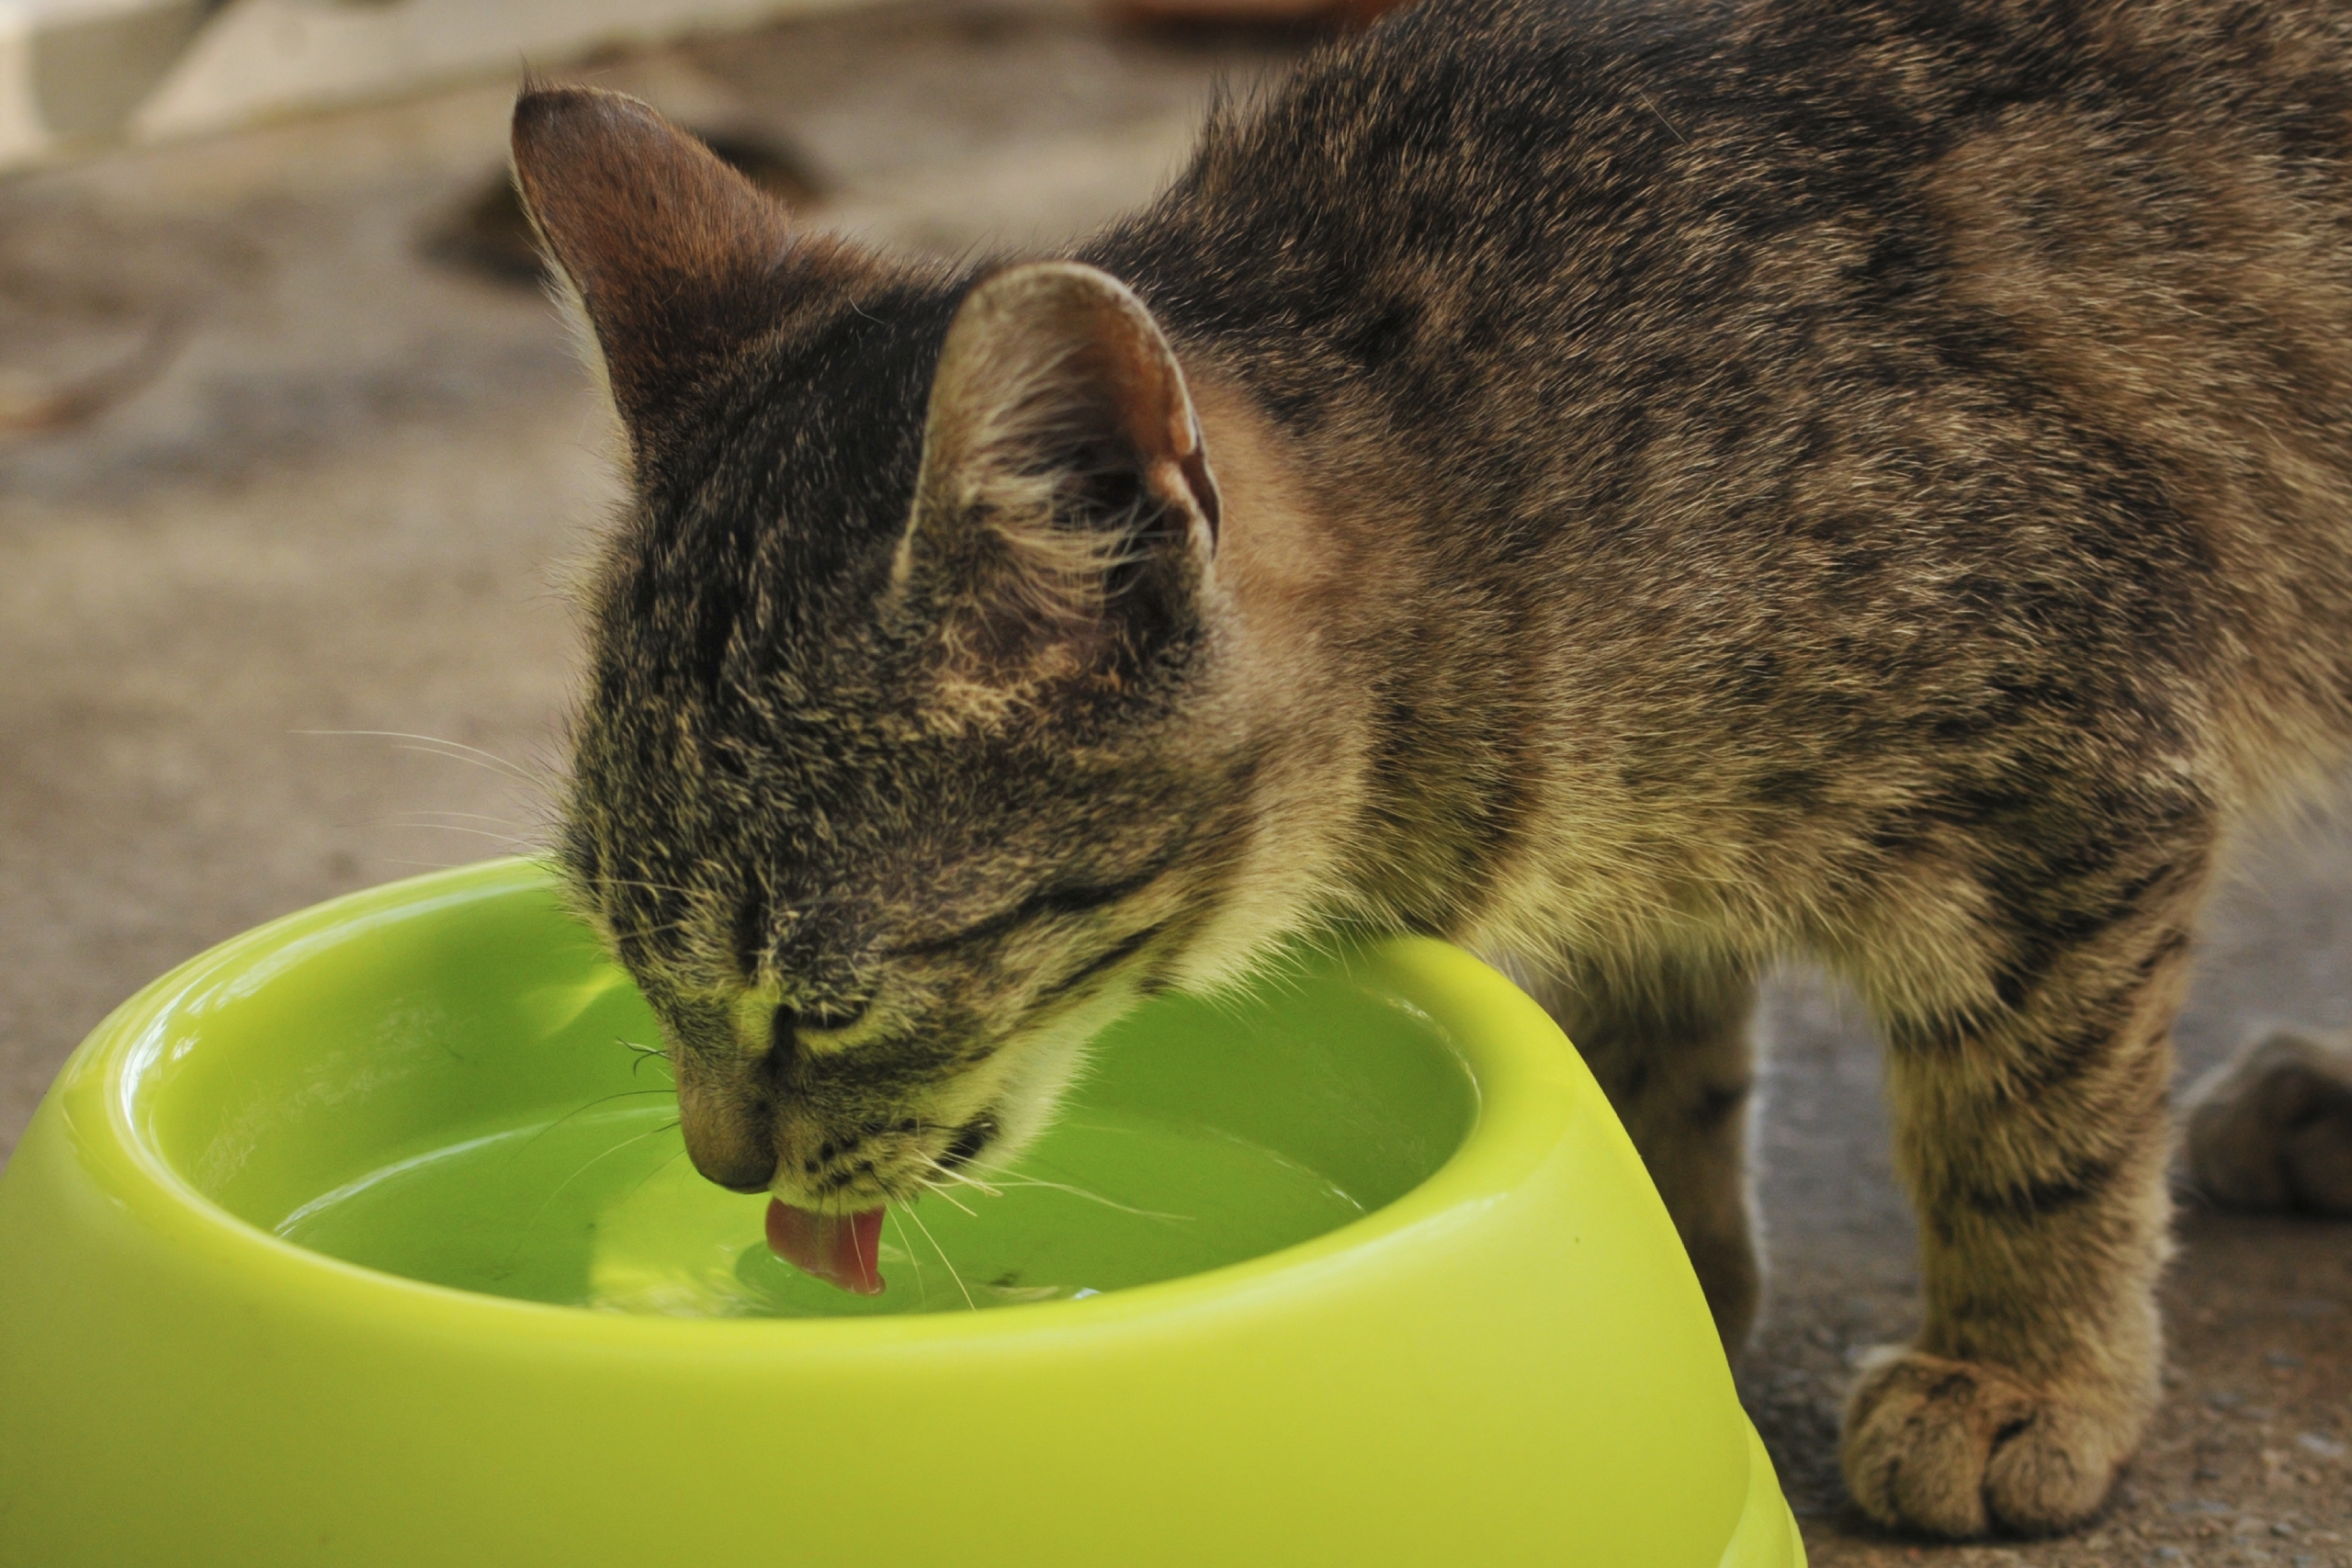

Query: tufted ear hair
<box><xmin>895</xmin><ymin>261</ymin><xmax>1221</xmax><ymax>702</ymax></box>
<box><xmin>511</xmin><ymin>85</ymin><xmax>795</xmax><ymax>446</ymax></box>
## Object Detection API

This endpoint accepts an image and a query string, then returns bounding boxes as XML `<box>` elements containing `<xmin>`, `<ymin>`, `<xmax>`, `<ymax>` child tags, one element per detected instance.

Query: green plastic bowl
<box><xmin>0</xmin><ymin>860</ymin><xmax>1803</xmax><ymax>1567</ymax></box>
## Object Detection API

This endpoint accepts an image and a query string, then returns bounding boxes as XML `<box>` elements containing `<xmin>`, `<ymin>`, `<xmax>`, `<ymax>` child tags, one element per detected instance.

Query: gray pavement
<box><xmin>1</xmin><ymin>4</ymin><xmax>2345</xmax><ymax>1562</ymax></box>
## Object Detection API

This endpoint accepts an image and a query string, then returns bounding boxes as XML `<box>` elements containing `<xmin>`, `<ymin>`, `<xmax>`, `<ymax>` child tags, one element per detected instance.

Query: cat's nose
<box><xmin>674</xmin><ymin>1062</ymin><xmax>780</xmax><ymax>1193</ymax></box>
<box><xmin>680</xmin><ymin>1111</ymin><xmax>777</xmax><ymax>1192</ymax></box>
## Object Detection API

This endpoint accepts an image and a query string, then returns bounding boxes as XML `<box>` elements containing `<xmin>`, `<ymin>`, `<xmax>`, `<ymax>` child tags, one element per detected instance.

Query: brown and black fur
<box><xmin>518</xmin><ymin>0</ymin><xmax>2352</xmax><ymax>1540</ymax></box>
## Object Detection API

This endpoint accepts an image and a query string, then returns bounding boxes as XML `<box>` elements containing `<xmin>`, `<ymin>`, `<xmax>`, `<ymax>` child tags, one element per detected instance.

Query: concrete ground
<box><xmin>1</xmin><ymin>3</ymin><xmax>2345</xmax><ymax>1562</ymax></box>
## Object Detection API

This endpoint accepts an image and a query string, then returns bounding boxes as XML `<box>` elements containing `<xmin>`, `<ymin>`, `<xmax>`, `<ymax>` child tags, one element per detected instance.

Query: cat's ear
<box><xmin>896</xmin><ymin>261</ymin><xmax>1221</xmax><ymax>700</ymax></box>
<box><xmin>510</xmin><ymin>85</ymin><xmax>792</xmax><ymax>443</ymax></box>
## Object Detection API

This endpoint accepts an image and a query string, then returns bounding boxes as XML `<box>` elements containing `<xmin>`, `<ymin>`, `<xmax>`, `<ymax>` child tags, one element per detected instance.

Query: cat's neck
<box><xmin>1184</xmin><ymin>367</ymin><xmax>1524</xmax><ymax>952</ymax></box>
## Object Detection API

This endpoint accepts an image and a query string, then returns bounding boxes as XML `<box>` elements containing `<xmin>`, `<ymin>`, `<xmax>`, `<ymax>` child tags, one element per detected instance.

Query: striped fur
<box><xmin>518</xmin><ymin>0</ymin><xmax>2352</xmax><ymax>1537</ymax></box>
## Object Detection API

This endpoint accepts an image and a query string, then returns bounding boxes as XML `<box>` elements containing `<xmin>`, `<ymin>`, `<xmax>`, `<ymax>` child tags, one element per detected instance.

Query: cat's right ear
<box><xmin>510</xmin><ymin>86</ymin><xmax>792</xmax><ymax>448</ymax></box>
<box><xmin>894</xmin><ymin>261</ymin><xmax>1221</xmax><ymax>709</ymax></box>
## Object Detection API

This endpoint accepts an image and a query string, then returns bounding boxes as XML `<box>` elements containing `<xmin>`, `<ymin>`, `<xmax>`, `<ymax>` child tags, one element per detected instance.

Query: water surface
<box><xmin>279</xmin><ymin>1099</ymin><xmax>1367</xmax><ymax>1316</ymax></box>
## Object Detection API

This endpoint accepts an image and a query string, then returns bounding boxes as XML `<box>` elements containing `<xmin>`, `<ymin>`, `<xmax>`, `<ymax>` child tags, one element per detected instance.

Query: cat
<box><xmin>515</xmin><ymin>0</ymin><xmax>2352</xmax><ymax>1539</ymax></box>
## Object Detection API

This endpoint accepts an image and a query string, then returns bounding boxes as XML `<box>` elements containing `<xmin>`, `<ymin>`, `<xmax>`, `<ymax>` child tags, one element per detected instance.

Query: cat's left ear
<box><xmin>897</xmin><ymin>261</ymin><xmax>1220</xmax><ymax>698</ymax></box>
<box><xmin>511</xmin><ymin>85</ymin><xmax>795</xmax><ymax>452</ymax></box>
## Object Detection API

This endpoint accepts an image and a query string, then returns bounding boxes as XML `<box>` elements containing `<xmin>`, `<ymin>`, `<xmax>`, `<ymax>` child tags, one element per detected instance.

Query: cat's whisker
<box><xmin>381</xmin><ymin>820</ymin><xmax>540</xmax><ymax>850</ymax></box>
<box><xmin>898</xmin><ymin>1201</ymin><xmax>975</xmax><ymax>1313</ymax></box>
<box><xmin>401</xmin><ymin>748</ymin><xmax>543</xmax><ymax>787</ymax></box>
<box><xmin>913</xmin><ymin>1177</ymin><xmax>978</xmax><ymax>1219</ymax></box>
<box><xmin>390</xmin><ymin>810</ymin><xmax>539</xmax><ymax>829</ymax></box>
<box><xmin>292</xmin><ymin>729</ymin><xmax>542</xmax><ymax>785</ymax></box>
<box><xmin>615</xmin><ymin>1144</ymin><xmax>688</xmax><ymax>1206</ymax></box>
<box><xmin>616</xmin><ymin>1039</ymin><xmax>674</xmax><ymax>1080</ymax></box>
<box><xmin>886</xmin><ymin>1207</ymin><xmax>928</xmax><ymax>1300</ymax></box>
<box><xmin>987</xmin><ymin>1178</ymin><xmax>1191</xmax><ymax>1224</ymax></box>
<box><xmin>507</xmin><ymin>1087</ymin><xmax>677</xmax><ymax>1165</ymax></box>
<box><xmin>509</xmin><ymin>1117</ymin><xmax>680</xmax><ymax>1250</ymax></box>
<box><xmin>918</xmin><ymin>1160</ymin><xmax>1003</xmax><ymax>1201</ymax></box>
<box><xmin>1005</xmin><ymin>1142</ymin><xmax>1198</xmax><ymax>1221</ymax></box>
<box><xmin>940</xmin><ymin>1171</ymin><xmax>1004</xmax><ymax>1201</ymax></box>
<box><xmin>391</xmin><ymin>742</ymin><xmax>523</xmax><ymax>777</ymax></box>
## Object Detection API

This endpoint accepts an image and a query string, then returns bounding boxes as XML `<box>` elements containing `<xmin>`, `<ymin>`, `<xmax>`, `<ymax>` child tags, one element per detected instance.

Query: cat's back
<box><xmin>1103</xmin><ymin>0</ymin><xmax>2352</xmax><ymax>438</ymax></box>
<box><xmin>1093</xmin><ymin>0</ymin><xmax>2352</xmax><ymax>812</ymax></box>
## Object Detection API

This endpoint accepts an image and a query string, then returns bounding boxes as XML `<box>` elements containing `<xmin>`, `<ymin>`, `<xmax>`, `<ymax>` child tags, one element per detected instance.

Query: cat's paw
<box><xmin>2183</xmin><ymin>1030</ymin><xmax>2352</xmax><ymax>1215</ymax></box>
<box><xmin>1840</xmin><ymin>1348</ymin><xmax>2139</xmax><ymax>1539</ymax></box>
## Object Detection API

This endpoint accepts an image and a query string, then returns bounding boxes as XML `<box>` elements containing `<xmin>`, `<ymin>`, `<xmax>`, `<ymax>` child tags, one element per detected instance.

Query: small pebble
<box><xmin>2267</xmin><ymin>1350</ymin><xmax>2304</xmax><ymax>1369</ymax></box>
<box><xmin>2297</xmin><ymin>1432</ymin><xmax>2347</xmax><ymax>1461</ymax></box>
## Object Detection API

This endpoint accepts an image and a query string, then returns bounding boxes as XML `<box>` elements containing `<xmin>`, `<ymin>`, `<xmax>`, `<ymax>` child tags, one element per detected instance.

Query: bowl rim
<box><xmin>58</xmin><ymin>858</ymin><xmax>1590</xmax><ymax>1349</ymax></box>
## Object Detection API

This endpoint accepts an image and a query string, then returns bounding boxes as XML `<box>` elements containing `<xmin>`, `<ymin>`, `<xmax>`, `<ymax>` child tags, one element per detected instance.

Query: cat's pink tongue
<box><xmin>764</xmin><ymin>1201</ymin><xmax>886</xmax><ymax>1295</ymax></box>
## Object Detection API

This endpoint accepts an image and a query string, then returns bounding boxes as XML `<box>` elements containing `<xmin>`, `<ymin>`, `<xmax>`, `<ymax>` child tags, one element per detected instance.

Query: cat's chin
<box><xmin>764</xmin><ymin>1201</ymin><xmax>886</xmax><ymax>1295</ymax></box>
<box><xmin>980</xmin><ymin>986</ymin><xmax>1146</xmax><ymax>1163</ymax></box>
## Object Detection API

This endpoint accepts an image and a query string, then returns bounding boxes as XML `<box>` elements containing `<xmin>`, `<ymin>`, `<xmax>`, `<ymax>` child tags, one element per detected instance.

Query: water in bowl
<box><xmin>277</xmin><ymin>1098</ymin><xmax>1367</xmax><ymax>1317</ymax></box>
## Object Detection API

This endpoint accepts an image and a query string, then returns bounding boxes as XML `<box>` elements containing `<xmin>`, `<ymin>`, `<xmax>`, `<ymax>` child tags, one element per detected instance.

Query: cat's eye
<box><xmin>785</xmin><ymin>998</ymin><xmax>868</xmax><ymax>1038</ymax></box>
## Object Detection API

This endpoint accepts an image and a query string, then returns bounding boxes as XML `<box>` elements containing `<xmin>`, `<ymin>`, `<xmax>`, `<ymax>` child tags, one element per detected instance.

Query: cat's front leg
<box><xmin>1841</xmin><ymin>911</ymin><xmax>2193</xmax><ymax>1538</ymax></box>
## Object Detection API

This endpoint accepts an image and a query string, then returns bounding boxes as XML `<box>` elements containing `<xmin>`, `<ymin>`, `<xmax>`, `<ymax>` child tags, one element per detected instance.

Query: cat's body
<box><xmin>518</xmin><ymin>0</ymin><xmax>2352</xmax><ymax>1540</ymax></box>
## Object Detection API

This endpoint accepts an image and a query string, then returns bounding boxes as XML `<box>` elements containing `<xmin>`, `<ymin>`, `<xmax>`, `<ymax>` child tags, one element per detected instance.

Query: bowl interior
<box><xmin>134</xmin><ymin>867</ymin><xmax>1481</xmax><ymax>1316</ymax></box>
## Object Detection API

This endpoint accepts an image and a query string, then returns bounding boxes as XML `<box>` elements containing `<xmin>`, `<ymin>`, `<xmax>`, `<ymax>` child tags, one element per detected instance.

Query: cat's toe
<box><xmin>1840</xmin><ymin>1348</ymin><xmax>2136</xmax><ymax>1539</ymax></box>
<box><xmin>2184</xmin><ymin>1030</ymin><xmax>2352</xmax><ymax>1215</ymax></box>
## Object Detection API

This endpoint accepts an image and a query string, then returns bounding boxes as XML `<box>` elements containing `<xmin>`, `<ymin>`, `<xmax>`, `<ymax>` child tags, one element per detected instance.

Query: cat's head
<box><xmin>514</xmin><ymin>88</ymin><xmax>1269</xmax><ymax>1213</ymax></box>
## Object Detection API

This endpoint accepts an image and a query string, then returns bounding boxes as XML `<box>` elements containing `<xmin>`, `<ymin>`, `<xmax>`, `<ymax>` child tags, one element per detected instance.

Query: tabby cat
<box><xmin>517</xmin><ymin>0</ymin><xmax>2352</xmax><ymax>1538</ymax></box>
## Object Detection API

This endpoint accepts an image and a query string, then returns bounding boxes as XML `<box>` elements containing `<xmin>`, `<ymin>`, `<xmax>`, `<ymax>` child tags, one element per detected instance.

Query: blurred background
<box><xmin>0</xmin><ymin>2</ymin><xmax>2345</xmax><ymax>1562</ymax></box>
